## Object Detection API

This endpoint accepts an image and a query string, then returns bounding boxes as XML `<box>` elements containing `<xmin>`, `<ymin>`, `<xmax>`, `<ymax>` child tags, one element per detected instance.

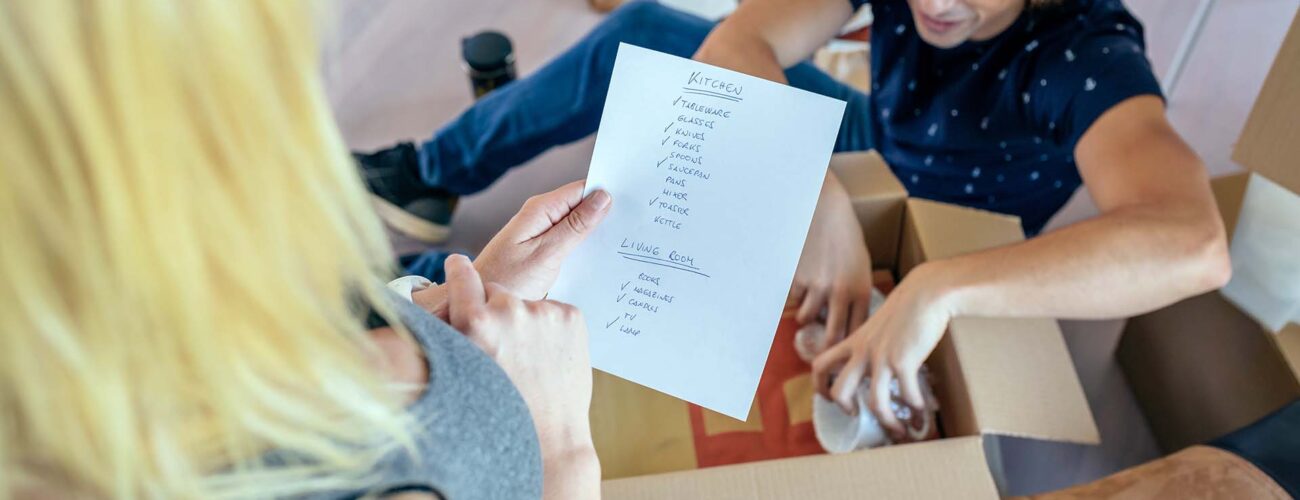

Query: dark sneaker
<box><xmin>355</xmin><ymin>142</ymin><xmax>458</xmax><ymax>244</ymax></box>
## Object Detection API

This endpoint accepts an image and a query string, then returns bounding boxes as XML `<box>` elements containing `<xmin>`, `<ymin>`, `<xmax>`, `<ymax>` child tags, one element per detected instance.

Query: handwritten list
<box><xmin>550</xmin><ymin>44</ymin><xmax>845</xmax><ymax>419</ymax></box>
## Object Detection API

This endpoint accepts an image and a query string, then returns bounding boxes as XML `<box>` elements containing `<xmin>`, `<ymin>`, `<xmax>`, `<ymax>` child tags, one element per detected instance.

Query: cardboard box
<box><xmin>1119</xmin><ymin>172</ymin><xmax>1300</xmax><ymax>453</ymax></box>
<box><xmin>595</xmin><ymin>151</ymin><xmax>1099</xmax><ymax>498</ymax></box>
<box><xmin>1117</xmin><ymin>9</ymin><xmax>1300</xmax><ymax>454</ymax></box>
<box><xmin>1117</xmin><ymin>174</ymin><xmax>1300</xmax><ymax>452</ymax></box>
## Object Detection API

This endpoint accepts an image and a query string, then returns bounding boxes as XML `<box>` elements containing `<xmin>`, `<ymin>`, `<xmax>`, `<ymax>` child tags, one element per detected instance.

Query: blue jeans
<box><xmin>404</xmin><ymin>0</ymin><xmax>875</xmax><ymax>280</ymax></box>
<box><xmin>418</xmin><ymin>0</ymin><xmax>874</xmax><ymax>194</ymax></box>
<box><xmin>400</xmin><ymin>252</ymin><xmax>451</xmax><ymax>284</ymax></box>
<box><xmin>1210</xmin><ymin>398</ymin><xmax>1300</xmax><ymax>496</ymax></box>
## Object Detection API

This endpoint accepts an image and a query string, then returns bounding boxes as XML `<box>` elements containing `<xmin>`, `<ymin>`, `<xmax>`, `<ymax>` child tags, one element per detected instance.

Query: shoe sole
<box><xmin>371</xmin><ymin>194</ymin><xmax>451</xmax><ymax>244</ymax></box>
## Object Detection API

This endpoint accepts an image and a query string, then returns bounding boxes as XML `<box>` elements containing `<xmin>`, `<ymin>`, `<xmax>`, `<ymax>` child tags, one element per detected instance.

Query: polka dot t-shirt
<box><xmin>848</xmin><ymin>0</ymin><xmax>1163</xmax><ymax>234</ymax></box>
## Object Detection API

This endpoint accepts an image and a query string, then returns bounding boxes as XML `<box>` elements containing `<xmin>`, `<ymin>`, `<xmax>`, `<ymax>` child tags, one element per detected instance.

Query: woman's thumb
<box><xmin>544</xmin><ymin>189</ymin><xmax>611</xmax><ymax>253</ymax></box>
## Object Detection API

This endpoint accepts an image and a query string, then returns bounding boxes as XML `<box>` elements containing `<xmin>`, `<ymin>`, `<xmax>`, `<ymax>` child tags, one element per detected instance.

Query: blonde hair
<box><xmin>0</xmin><ymin>1</ymin><xmax>414</xmax><ymax>497</ymax></box>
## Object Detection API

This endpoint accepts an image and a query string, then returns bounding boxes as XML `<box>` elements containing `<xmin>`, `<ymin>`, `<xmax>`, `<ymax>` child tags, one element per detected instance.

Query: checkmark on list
<box><xmin>662</xmin><ymin>136</ymin><xmax>670</xmax><ymax>146</ymax></box>
<box><xmin>648</xmin><ymin>197</ymin><xmax>659</xmax><ymax>206</ymax></box>
<box><xmin>657</xmin><ymin>156</ymin><xmax>668</xmax><ymax>168</ymax></box>
<box><xmin>621</xmin><ymin>281</ymin><xmax>631</xmax><ymax>290</ymax></box>
<box><xmin>664</xmin><ymin>121</ymin><xmax>674</xmax><ymax>132</ymax></box>
<box><xmin>606</xmin><ymin>316</ymin><xmax>620</xmax><ymax>329</ymax></box>
<box><xmin>616</xmin><ymin>293</ymin><xmax>627</xmax><ymax>303</ymax></box>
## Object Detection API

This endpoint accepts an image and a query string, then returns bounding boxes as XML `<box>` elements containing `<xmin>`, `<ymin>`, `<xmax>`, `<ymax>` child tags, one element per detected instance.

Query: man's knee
<box><xmin>606</xmin><ymin>0</ymin><xmax>673</xmax><ymax>28</ymax></box>
<box><xmin>599</xmin><ymin>1</ymin><xmax>698</xmax><ymax>40</ymax></box>
<box><xmin>587</xmin><ymin>1</ymin><xmax>713</xmax><ymax>59</ymax></box>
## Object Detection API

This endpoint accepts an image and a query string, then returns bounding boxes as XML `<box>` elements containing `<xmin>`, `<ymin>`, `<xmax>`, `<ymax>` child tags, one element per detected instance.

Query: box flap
<box><xmin>1117</xmin><ymin>292</ymin><xmax>1300</xmax><ymax>452</ymax></box>
<box><xmin>1210</xmin><ymin>173</ymin><xmax>1250</xmax><ymax>244</ymax></box>
<box><xmin>590</xmin><ymin>371</ymin><xmax>698</xmax><ymax>478</ymax></box>
<box><xmin>601</xmin><ymin>436</ymin><xmax>998</xmax><ymax>499</ymax></box>
<box><xmin>830</xmin><ymin>151</ymin><xmax>908</xmax><ymax>269</ymax></box>
<box><xmin>1233</xmin><ymin>9</ymin><xmax>1300</xmax><ymax>195</ymax></box>
<box><xmin>902</xmin><ymin>199</ymin><xmax>1101</xmax><ymax>444</ymax></box>
<box><xmin>948</xmin><ymin>317</ymin><xmax>1100</xmax><ymax>444</ymax></box>
<box><xmin>898</xmin><ymin>198</ymin><xmax>1022</xmax><ymax>264</ymax></box>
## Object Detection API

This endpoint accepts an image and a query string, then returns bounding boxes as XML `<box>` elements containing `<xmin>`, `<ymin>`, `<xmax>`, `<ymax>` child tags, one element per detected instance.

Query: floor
<box><xmin>324</xmin><ymin>0</ymin><xmax>1299</xmax><ymax>494</ymax></box>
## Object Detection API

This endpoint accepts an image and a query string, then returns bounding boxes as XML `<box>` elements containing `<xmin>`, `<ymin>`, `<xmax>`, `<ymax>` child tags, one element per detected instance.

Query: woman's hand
<box><xmin>789</xmin><ymin>173</ymin><xmax>876</xmax><ymax>355</ymax></box>
<box><xmin>443</xmin><ymin>254</ymin><xmax>596</xmax><ymax>457</ymax></box>
<box><xmin>811</xmin><ymin>262</ymin><xmax>949</xmax><ymax>438</ymax></box>
<box><xmin>413</xmin><ymin>181</ymin><xmax>608</xmax><ymax>320</ymax></box>
<box><xmin>475</xmin><ymin>180</ymin><xmax>612</xmax><ymax>300</ymax></box>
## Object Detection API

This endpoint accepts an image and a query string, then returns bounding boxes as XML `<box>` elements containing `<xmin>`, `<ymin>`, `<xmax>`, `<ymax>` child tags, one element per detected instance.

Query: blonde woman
<box><xmin>0</xmin><ymin>1</ymin><xmax>605</xmax><ymax>498</ymax></box>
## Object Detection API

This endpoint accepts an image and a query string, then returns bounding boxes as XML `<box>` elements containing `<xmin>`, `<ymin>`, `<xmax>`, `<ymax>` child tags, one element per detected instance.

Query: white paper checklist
<box><xmin>550</xmin><ymin>44</ymin><xmax>846</xmax><ymax>419</ymax></box>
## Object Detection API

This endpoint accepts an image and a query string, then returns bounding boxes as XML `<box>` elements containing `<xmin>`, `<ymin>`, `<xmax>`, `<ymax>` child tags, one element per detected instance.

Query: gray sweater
<box><xmin>290</xmin><ymin>297</ymin><xmax>543</xmax><ymax>499</ymax></box>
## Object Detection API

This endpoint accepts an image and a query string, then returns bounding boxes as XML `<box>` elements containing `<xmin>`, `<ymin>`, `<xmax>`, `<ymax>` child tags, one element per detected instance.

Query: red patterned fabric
<box><xmin>688</xmin><ymin>316</ymin><xmax>824</xmax><ymax>466</ymax></box>
<box><xmin>687</xmin><ymin>272</ymin><xmax>897</xmax><ymax>467</ymax></box>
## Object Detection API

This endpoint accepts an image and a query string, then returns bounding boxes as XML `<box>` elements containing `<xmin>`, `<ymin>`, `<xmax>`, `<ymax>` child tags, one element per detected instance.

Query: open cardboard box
<box><xmin>594</xmin><ymin>150</ymin><xmax>1099</xmax><ymax>498</ymax></box>
<box><xmin>1117</xmin><ymin>8</ymin><xmax>1300</xmax><ymax>453</ymax></box>
<box><xmin>1117</xmin><ymin>174</ymin><xmax>1300</xmax><ymax>453</ymax></box>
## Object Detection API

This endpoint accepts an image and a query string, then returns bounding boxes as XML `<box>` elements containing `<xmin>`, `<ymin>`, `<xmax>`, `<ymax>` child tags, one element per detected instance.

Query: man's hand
<box><xmin>810</xmin><ymin>96</ymin><xmax>1230</xmax><ymax>435</ymax></box>
<box><xmin>789</xmin><ymin>173</ymin><xmax>876</xmax><ymax>355</ymax></box>
<box><xmin>811</xmin><ymin>262</ymin><xmax>948</xmax><ymax>438</ymax></box>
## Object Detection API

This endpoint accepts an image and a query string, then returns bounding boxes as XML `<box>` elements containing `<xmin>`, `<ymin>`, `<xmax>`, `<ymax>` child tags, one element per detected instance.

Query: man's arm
<box><xmin>812</xmin><ymin>95</ymin><xmax>1231</xmax><ymax>433</ymax></box>
<box><xmin>925</xmin><ymin>95</ymin><xmax>1230</xmax><ymax>319</ymax></box>
<box><xmin>693</xmin><ymin>0</ymin><xmax>854</xmax><ymax>84</ymax></box>
<box><xmin>694</xmin><ymin>0</ymin><xmax>880</xmax><ymax>348</ymax></box>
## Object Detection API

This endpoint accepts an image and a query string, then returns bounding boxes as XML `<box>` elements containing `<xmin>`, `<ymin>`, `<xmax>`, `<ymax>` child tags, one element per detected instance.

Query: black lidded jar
<box><xmin>462</xmin><ymin>31</ymin><xmax>517</xmax><ymax>100</ymax></box>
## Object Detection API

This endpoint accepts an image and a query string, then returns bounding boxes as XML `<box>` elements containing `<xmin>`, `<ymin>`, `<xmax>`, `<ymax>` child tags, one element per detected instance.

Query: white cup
<box><xmin>812</xmin><ymin>373</ymin><xmax>935</xmax><ymax>454</ymax></box>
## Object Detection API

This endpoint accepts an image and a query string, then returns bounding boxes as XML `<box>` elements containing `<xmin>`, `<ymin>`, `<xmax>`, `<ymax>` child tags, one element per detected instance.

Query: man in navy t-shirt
<box><xmin>357</xmin><ymin>0</ymin><xmax>1230</xmax><ymax>432</ymax></box>
<box><xmin>857</xmin><ymin>0</ymin><xmax>1166</xmax><ymax>233</ymax></box>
